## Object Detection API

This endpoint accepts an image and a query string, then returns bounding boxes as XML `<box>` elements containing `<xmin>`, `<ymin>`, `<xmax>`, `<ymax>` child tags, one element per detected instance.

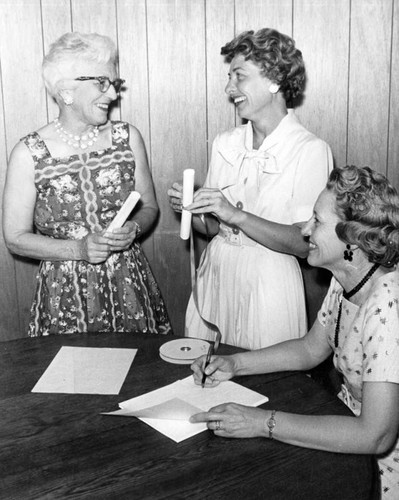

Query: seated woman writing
<box><xmin>190</xmin><ymin>165</ymin><xmax>399</xmax><ymax>499</ymax></box>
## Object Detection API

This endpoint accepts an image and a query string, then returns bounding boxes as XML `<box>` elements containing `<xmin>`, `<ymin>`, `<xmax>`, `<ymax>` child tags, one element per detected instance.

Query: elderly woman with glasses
<box><xmin>2</xmin><ymin>32</ymin><xmax>171</xmax><ymax>336</ymax></box>
<box><xmin>168</xmin><ymin>28</ymin><xmax>333</xmax><ymax>350</ymax></box>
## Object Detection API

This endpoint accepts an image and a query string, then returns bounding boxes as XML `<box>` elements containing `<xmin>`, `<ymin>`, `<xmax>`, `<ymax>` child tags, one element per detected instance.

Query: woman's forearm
<box><xmin>233</xmin><ymin>337</ymin><xmax>320</xmax><ymax>376</ymax></box>
<box><xmin>268</xmin><ymin>412</ymin><xmax>392</xmax><ymax>455</ymax></box>
<box><xmin>5</xmin><ymin>231</ymin><xmax>83</xmax><ymax>261</ymax></box>
<box><xmin>231</xmin><ymin>210</ymin><xmax>309</xmax><ymax>258</ymax></box>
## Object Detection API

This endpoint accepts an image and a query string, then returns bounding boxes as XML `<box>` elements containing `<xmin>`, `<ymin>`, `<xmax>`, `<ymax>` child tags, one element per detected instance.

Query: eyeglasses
<box><xmin>74</xmin><ymin>76</ymin><xmax>125</xmax><ymax>93</ymax></box>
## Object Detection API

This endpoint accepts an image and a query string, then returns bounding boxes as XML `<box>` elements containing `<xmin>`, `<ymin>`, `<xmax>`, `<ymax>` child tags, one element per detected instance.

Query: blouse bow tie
<box><xmin>219</xmin><ymin>148</ymin><xmax>280</xmax><ymax>175</ymax></box>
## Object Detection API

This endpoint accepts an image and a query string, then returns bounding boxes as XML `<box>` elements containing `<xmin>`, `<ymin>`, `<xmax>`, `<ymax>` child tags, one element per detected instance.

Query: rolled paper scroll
<box><xmin>180</xmin><ymin>169</ymin><xmax>195</xmax><ymax>240</ymax></box>
<box><xmin>107</xmin><ymin>191</ymin><xmax>141</xmax><ymax>232</ymax></box>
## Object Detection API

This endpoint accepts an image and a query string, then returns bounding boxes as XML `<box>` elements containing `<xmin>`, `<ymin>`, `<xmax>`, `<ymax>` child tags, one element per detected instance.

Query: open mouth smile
<box><xmin>233</xmin><ymin>96</ymin><xmax>246</xmax><ymax>105</ymax></box>
<box><xmin>96</xmin><ymin>103</ymin><xmax>109</xmax><ymax>111</ymax></box>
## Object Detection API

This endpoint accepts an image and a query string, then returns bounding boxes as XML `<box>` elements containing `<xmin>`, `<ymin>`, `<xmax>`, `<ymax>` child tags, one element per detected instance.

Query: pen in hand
<box><xmin>201</xmin><ymin>344</ymin><xmax>214</xmax><ymax>388</ymax></box>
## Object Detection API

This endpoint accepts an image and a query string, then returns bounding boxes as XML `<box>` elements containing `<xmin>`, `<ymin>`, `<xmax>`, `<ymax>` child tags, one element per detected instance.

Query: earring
<box><xmin>269</xmin><ymin>83</ymin><xmax>279</xmax><ymax>94</ymax></box>
<box><xmin>343</xmin><ymin>244</ymin><xmax>353</xmax><ymax>262</ymax></box>
<box><xmin>63</xmin><ymin>95</ymin><xmax>74</xmax><ymax>106</ymax></box>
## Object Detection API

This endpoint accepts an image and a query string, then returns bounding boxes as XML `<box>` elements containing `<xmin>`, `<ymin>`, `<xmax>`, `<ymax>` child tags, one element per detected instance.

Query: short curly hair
<box><xmin>42</xmin><ymin>32</ymin><xmax>118</xmax><ymax>97</ymax></box>
<box><xmin>220</xmin><ymin>28</ymin><xmax>305</xmax><ymax>103</ymax></box>
<box><xmin>327</xmin><ymin>165</ymin><xmax>399</xmax><ymax>267</ymax></box>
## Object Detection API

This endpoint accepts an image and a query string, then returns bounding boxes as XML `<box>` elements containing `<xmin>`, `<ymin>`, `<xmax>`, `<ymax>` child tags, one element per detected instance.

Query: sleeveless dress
<box><xmin>24</xmin><ymin>121</ymin><xmax>171</xmax><ymax>336</ymax></box>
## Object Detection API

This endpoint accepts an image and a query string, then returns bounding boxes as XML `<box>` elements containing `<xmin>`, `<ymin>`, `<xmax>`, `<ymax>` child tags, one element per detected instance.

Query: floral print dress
<box><xmin>24</xmin><ymin>121</ymin><xmax>171</xmax><ymax>336</ymax></box>
<box><xmin>318</xmin><ymin>269</ymin><xmax>399</xmax><ymax>498</ymax></box>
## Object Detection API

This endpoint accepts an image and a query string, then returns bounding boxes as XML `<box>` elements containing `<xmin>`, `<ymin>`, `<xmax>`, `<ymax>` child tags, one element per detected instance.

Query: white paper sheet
<box><xmin>32</xmin><ymin>346</ymin><xmax>137</xmax><ymax>395</ymax></box>
<box><xmin>103</xmin><ymin>397</ymin><xmax>203</xmax><ymax>420</ymax></box>
<box><xmin>104</xmin><ymin>376</ymin><xmax>268</xmax><ymax>442</ymax></box>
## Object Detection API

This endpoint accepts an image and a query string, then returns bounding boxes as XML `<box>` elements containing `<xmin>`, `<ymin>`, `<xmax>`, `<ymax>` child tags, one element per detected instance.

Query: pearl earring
<box><xmin>63</xmin><ymin>95</ymin><xmax>74</xmax><ymax>106</ymax></box>
<box><xmin>269</xmin><ymin>83</ymin><xmax>279</xmax><ymax>94</ymax></box>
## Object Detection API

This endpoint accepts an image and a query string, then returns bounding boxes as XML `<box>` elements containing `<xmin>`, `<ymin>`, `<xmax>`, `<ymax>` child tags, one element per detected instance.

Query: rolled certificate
<box><xmin>180</xmin><ymin>169</ymin><xmax>195</xmax><ymax>240</ymax></box>
<box><xmin>107</xmin><ymin>191</ymin><xmax>141</xmax><ymax>232</ymax></box>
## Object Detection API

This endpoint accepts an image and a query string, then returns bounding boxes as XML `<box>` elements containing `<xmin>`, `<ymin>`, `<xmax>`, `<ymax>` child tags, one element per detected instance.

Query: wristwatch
<box><xmin>267</xmin><ymin>410</ymin><xmax>277</xmax><ymax>439</ymax></box>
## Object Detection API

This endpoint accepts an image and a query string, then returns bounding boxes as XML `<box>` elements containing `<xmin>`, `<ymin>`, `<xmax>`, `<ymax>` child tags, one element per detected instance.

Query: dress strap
<box><xmin>22</xmin><ymin>131</ymin><xmax>52</xmax><ymax>165</ymax></box>
<box><xmin>111</xmin><ymin>121</ymin><xmax>130</xmax><ymax>146</ymax></box>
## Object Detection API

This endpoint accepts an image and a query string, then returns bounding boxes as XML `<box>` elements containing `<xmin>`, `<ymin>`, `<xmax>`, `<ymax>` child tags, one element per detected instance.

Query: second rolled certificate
<box><xmin>180</xmin><ymin>169</ymin><xmax>195</xmax><ymax>240</ymax></box>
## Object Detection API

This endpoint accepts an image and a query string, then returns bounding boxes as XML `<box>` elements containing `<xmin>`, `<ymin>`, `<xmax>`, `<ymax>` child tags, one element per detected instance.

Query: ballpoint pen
<box><xmin>201</xmin><ymin>343</ymin><xmax>214</xmax><ymax>388</ymax></box>
<box><xmin>201</xmin><ymin>331</ymin><xmax>221</xmax><ymax>388</ymax></box>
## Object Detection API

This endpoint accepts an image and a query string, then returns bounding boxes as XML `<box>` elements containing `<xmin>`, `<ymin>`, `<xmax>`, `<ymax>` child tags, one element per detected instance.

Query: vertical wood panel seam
<box><xmin>114</xmin><ymin>0</ymin><xmax>122</xmax><ymax>123</ymax></box>
<box><xmin>115</xmin><ymin>0</ymin><xmax>120</xmax><ymax>79</ymax></box>
<box><xmin>0</xmin><ymin>28</ymin><xmax>20</xmax><ymax>333</ymax></box>
<box><xmin>143</xmin><ymin>0</ymin><xmax>155</xmax><ymax>258</ymax></box>
<box><xmin>234</xmin><ymin>0</ymin><xmax>236</xmax><ymax>34</ymax></box>
<box><xmin>39</xmin><ymin>0</ymin><xmax>49</xmax><ymax>126</ymax></box>
<box><xmin>69</xmin><ymin>0</ymin><xmax>73</xmax><ymax>30</ymax></box>
<box><xmin>0</xmin><ymin>55</ymin><xmax>8</xmax><ymax>161</ymax></box>
<box><xmin>37</xmin><ymin>0</ymin><xmax>45</xmax><ymax>338</ymax></box>
<box><xmin>71</xmin><ymin>0</ymin><xmax>74</xmax><ymax>32</ymax></box>
<box><xmin>233</xmin><ymin>0</ymin><xmax>237</xmax><ymax>126</ymax></box>
<box><xmin>387</xmin><ymin>0</ymin><xmax>395</xmax><ymax>177</ymax></box>
<box><xmin>292</xmin><ymin>0</ymin><xmax>295</xmax><ymax>37</ymax></box>
<box><xmin>144</xmin><ymin>0</ymin><xmax>152</xmax><ymax>169</ymax></box>
<box><xmin>345</xmin><ymin>0</ymin><xmax>353</xmax><ymax>164</ymax></box>
<box><xmin>0</xmin><ymin>11</ymin><xmax>20</xmax><ymax>335</ymax></box>
<box><xmin>204</xmin><ymin>0</ymin><xmax>209</xmax><ymax>167</ymax></box>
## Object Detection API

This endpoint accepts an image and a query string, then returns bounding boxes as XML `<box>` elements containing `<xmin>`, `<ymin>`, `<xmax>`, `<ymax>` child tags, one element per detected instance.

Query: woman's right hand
<box><xmin>80</xmin><ymin>232</ymin><xmax>112</xmax><ymax>264</ymax></box>
<box><xmin>191</xmin><ymin>354</ymin><xmax>236</xmax><ymax>387</ymax></box>
<box><xmin>167</xmin><ymin>182</ymin><xmax>183</xmax><ymax>213</ymax></box>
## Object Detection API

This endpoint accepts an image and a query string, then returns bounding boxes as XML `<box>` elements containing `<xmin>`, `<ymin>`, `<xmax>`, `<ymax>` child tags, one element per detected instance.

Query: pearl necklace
<box><xmin>54</xmin><ymin>118</ymin><xmax>99</xmax><ymax>150</ymax></box>
<box><xmin>334</xmin><ymin>263</ymin><xmax>380</xmax><ymax>348</ymax></box>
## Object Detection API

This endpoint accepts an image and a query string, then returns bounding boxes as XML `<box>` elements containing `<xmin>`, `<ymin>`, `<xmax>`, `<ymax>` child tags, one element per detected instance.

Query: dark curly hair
<box><xmin>327</xmin><ymin>165</ymin><xmax>399</xmax><ymax>267</ymax></box>
<box><xmin>220</xmin><ymin>28</ymin><xmax>305</xmax><ymax>103</ymax></box>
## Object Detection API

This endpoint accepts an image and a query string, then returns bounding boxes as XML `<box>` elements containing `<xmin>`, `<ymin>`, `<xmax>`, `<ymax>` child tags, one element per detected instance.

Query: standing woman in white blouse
<box><xmin>168</xmin><ymin>28</ymin><xmax>333</xmax><ymax>349</ymax></box>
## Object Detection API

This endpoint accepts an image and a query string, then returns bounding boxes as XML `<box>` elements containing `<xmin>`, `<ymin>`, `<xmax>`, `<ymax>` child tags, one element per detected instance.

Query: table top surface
<box><xmin>0</xmin><ymin>333</ymin><xmax>377</xmax><ymax>500</ymax></box>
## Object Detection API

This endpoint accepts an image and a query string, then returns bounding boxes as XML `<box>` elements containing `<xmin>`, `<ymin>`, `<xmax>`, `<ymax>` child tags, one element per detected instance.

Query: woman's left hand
<box><xmin>185</xmin><ymin>188</ymin><xmax>238</xmax><ymax>225</ymax></box>
<box><xmin>105</xmin><ymin>221</ymin><xmax>140</xmax><ymax>252</ymax></box>
<box><xmin>189</xmin><ymin>403</ymin><xmax>267</xmax><ymax>438</ymax></box>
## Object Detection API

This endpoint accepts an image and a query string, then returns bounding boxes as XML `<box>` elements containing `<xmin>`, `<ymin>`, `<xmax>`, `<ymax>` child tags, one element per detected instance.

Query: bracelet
<box><xmin>132</xmin><ymin>221</ymin><xmax>142</xmax><ymax>238</ymax></box>
<box><xmin>266</xmin><ymin>410</ymin><xmax>277</xmax><ymax>439</ymax></box>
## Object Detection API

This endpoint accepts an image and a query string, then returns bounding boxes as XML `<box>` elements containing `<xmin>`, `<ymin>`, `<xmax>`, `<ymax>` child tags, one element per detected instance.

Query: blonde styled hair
<box><xmin>327</xmin><ymin>165</ymin><xmax>399</xmax><ymax>267</ymax></box>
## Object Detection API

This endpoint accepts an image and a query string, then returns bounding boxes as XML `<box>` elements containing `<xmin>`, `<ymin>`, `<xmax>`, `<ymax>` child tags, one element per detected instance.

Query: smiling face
<box><xmin>65</xmin><ymin>59</ymin><xmax>118</xmax><ymax>127</ymax></box>
<box><xmin>301</xmin><ymin>189</ymin><xmax>347</xmax><ymax>272</ymax></box>
<box><xmin>225</xmin><ymin>54</ymin><xmax>274</xmax><ymax>122</ymax></box>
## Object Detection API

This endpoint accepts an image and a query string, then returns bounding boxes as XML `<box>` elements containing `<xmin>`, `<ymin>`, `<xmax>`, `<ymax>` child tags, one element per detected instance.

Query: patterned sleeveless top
<box><xmin>23</xmin><ymin>121</ymin><xmax>171</xmax><ymax>336</ymax></box>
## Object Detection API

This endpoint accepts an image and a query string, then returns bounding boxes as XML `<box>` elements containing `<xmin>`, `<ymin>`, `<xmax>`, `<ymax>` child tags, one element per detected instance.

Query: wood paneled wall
<box><xmin>0</xmin><ymin>0</ymin><xmax>398</xmax><ymax>340</ymax></box>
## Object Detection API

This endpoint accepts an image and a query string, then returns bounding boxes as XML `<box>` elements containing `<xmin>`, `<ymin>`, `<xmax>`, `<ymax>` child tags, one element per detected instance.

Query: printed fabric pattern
<box><xmin>24</xmin><ymin>121</ymin><xmax>171</xmax><ymax>336</ymax></box>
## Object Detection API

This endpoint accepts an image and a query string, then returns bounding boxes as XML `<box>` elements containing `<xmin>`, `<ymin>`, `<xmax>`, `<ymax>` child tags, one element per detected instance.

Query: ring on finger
<box><xmin>215</xmin><ymin>420</ymin><xmax>221</xmax><ymax>431</ymax></box>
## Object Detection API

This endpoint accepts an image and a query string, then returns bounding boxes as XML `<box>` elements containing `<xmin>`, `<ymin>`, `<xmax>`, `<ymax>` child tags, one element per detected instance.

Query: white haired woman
<box><xmin>2</xmin><ymin>32</ymin><xmax>171</xmax><ymax>336</ymax></box>
<box><xmin>190</xmin><ymin>165</ymin><xmax>399</xmax><ymax>498</ymax></box>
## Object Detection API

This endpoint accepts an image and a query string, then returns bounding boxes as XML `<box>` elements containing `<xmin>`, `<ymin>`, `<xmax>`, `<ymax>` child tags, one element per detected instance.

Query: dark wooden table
<box><xmin>0</xmin><ymin>333</ymin><xmax>378</xmax><ymax>499</ymax></box>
